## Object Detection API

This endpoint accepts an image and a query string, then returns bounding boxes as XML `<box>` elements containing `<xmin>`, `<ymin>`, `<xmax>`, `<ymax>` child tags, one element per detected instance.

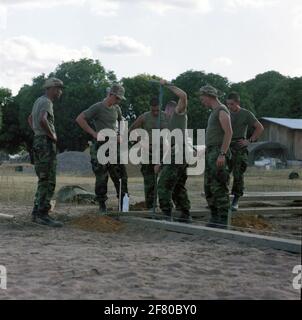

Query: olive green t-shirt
<box><xmin>230</xmin><ymin>108</ymin><xmax>257</xmax><ymax>141</ymax></box>
<box><xmin>205</xmin><ymin>104</ymin><xmax>230</xmax><ymax>147</ymax></box>
<box><xmin>142</xmin><ymin>111</ymin><xmax>168</xmax><ymax>143</ymax></box>
<box><xmin>31</xmin><ymin>95</ymin><xmax>56</xmax><ymax>136</ymax></box>
<box><xmin>168</xmin><ymin>111</ymin><xmax>187</xmax><ymax>132</ymax></box>
<box><xmin>83</xmin><ymin>101</ymin><xmax>122</xmax><ymax>132</ymax></box>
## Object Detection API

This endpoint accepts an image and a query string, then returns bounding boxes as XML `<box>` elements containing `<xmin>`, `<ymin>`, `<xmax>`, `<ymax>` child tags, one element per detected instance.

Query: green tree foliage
<box><xmin>15</xmin><ymin>59</ymin><xmax>116</xmax><ymax>153</ymax></box>
<box><xmin>0</xmin><ymin>88</ymin><xmax>24</xmax><ymax>154</ymax></box>
<box><xmin>121</xmin><ymin>74</ymin><xmax>160</xmax><ymax>122</ymax></box>
<box><xmin>0</xmin><ymin>88</ymin><xmax>12</xmax><ymax>132</ymax></box>
<box><xmin>172</xmin><ymin>70</ymin><xmax>230</xmax><ymax>131</ymax></box>
<box><xmin>1</xmin><ymin>61</ymin><xmax>301</xmax><ymax>154</ymax></box>
<box><xmin>244</xmin><ymin>71</ymin><xmax>286</xmax><ymax>115</ymax></box>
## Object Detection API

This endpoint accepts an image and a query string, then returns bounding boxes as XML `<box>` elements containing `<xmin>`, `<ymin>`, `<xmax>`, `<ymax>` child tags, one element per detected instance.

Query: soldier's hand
<box><xmin>238</xmin><ymin>139</ymin><xmax>249</xmax><ymax>147</ymax></box>
<box><xmin>216</xmin><ymin>155</ymin><xmax>225</xmax><ymax>168</ymax></box>
<box><xmin>154</xmin><ymin>164</ymin><xmax>161</xmax><ymax>174</ymax></box>
<box><xmin>51</xmin><ymin>134</ymin><xmax>57</xmax><ymax>143</ymax></box>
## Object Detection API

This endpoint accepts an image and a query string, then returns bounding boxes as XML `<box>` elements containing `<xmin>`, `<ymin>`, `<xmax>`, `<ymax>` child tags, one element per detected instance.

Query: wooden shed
<box><xmin>260</xmin><ymin>118</ymin><xmax>302</xmax><ymax>160</ymax></box>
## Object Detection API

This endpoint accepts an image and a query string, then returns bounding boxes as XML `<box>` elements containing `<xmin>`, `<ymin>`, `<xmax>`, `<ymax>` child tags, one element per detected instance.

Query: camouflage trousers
<box><xmin>33</xmin><ymin>135</ymin><xmax>57</xmax><ymax>214</ymax></box>
<box><xmin>141</xmin><ymin>164</ymin><xmax>157</xmax><ymax>209</ymax></box>
<box><xmin>90</xmin><ymin>141</ymin><xmax>128</xmax><ymax>203</ymax></box>
<box><xmin>158</xmin><ymin>163</ymin><xmax>191</xmax><ymax>213</ymax></box>
<box><xmin>229</xmin><ymin>145</ymin><xmax>248</xmax><ymax>197</ymax></box>
<box><xmin>204</xmin><ymin>146</ymin><xmax>231</xmax><ymax>223</ymax></box>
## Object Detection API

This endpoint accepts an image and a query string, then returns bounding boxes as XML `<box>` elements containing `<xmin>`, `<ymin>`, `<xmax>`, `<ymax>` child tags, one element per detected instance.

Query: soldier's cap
<box><xmin>43</xmin><ymin>78</ymin><xmax>64</xmax><ymax>89</ymax></box>
<box><xmin>109</xmin><ymin>84</ymin><xmax>126</xmax><ymax>100</ymax></box>
<box><xmin>198</xmin><ymin>85</ymin><xmax>218</xmax><ymax>98</ymax></box>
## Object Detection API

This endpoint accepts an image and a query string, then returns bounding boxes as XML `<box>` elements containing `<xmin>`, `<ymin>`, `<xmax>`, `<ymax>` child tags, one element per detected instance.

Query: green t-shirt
<box><xmin>230</xmin><ymin>108</ymin><xmax>257</xmax><ymax>140</ymax></box>
<box><xmin>168</xmin><ymin>111</ymin><xmax>187</xmax><ymax>132</ymax></box>
<box><xmin>83</xmin><ymin>101</ymin><xmax>122</xmax><ymax>132</ymax></box>
<box><xmin>142</xmin><ymin>111</ymin><xmax>169</xmax><ymax>143</ymax></box>
<box><xmin>205</xmin><ymin>104</ymin><xmax>230</xmax><ymax>147</ymax></box>
<box><xmin>31</xmin><ymin>95</ymin><xmax>56</xmax><ymax>136</ymax></box>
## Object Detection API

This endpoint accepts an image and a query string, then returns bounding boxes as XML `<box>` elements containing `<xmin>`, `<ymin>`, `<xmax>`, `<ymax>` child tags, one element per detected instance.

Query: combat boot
<box><xmin>178</xmin><ymin>210</ymin><xmax>192</xmax><ymax>223</ymax></box>
<box><xmin>162</xmin><ymin>210</ymin><xmax>173</xmax><ymax>222</ymax></box>
<box><xmin>33</xmin><ymin>213</ymin><xmax>63</xmax><ymax>228</ymax></box>
<box><xmin>98</xmin><ymin>201</ymin><xmax>107</xmax><ymax>215</ymax></box>
<box><xmin>31</xmin><ymin>205</ymin><xmax>38</xmax><ymax>221</ymax></box>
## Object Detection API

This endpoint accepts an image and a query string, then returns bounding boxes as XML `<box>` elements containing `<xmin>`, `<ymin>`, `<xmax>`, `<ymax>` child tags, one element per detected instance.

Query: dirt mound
<box><xmin>232</xmin><ymin>215</ymin><xmax>272</xmax><ymax>231</ymax></box>
<box><xmin>70</xmin><ymin>215</ymin><xmax>124</xmax><ymax>233</ymax></box>
<box><xmin>130</xmin><ymin>201</ymin><xmax>146</xmax><ymax>210</ymax></box>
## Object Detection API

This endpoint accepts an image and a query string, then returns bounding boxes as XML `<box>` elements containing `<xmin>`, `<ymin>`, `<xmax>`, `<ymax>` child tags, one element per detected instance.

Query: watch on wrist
<box><xmin>219</xmin><ymin>151</ymin><xmax>226</xmax><ymax>156</ymax></box>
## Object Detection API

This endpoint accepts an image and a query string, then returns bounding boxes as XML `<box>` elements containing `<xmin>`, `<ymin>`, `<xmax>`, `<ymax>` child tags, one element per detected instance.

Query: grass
<box><xmin>0</xmin><ymin>164</ymin><xmax>301</xmax><ymax>205</ymax></box>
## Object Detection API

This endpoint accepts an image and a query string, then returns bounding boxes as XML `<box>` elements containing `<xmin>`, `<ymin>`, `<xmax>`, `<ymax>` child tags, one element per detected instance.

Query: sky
<box><xmin>0</xmin><ymin>0</ymin><xmax>301</xmax><ymax>95</ymax></box>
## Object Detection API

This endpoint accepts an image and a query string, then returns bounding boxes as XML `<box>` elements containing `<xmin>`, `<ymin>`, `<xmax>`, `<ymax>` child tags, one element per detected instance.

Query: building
<box><xmin>260</xmin><ymin>118</ymin><xmax>302</xmax><ymax>161</ymax></box>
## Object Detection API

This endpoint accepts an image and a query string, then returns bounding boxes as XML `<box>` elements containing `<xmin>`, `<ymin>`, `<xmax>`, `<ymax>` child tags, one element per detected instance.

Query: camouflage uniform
<box><xmin>140</xmin><ymin>111</ymin><xmax>168</xmax><ymax>209</ymax></box>
<box><xmin>204</xmin><ymin>146</ymin><xmax>231</xmax><ymax>224</ymax></box>
<box><xmin>229</xmin><ymin>108</ymin><xmax>257</xmax><ymax>197</ymax></box>
<box><xmin>229</xmin><ymin>144</ymin><xmax>248</xmax><ymax>197</ymax></box>
<box><xmin>83</xmin><ymin>90</ymin><xmax>128</xmax><ymax>206</ymax></box>
<box><xmin>33</xmin><ymin>135</ymin><xmax>57</xmax><ymax>214</ymax></box>
<box><xmin>31</xmin><ymin>95</ymin><xmax>57</xmax><ymax>216</ymax></box>
<box><xmin>90</xmin><ymin>140</ymin><xmax>128</xmax><ymax>203</ymax></box>
<box><xmin>200</xmin><ymin>85</ymin><xmax>231</xmax><ymax>225</ymax></box>
<box><xmin>158</xmin><ymin>162</ymin><xmax>190</xmax><ymax>213</ymax></box>
<box><xmin>157</xmin><ymin>111</ymin><xmax>191</xmax><ymax>215</ymax></box>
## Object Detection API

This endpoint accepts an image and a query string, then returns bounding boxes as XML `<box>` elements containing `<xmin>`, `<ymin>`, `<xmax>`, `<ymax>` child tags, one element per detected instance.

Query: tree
<box><xmin>244</xmin><ymin>71</ymin><xmax>286</xmax><ymax>115</ymax></box>
<box><xmin>15</xmin><ymin>59</ymin><xmax>116</xmax><ymax>153</ymax></box>
<box><xmin>121</xmin><ymin>74</ymin><xmax>161</xmax><ymax>122</ymax></box>
<box><xmin>259</xmin><ymin>77</ymin><xmax>302</xmax><ymax>118</ymax></box>
<box><xmin>0</xmin><ymin>88</ymin><xmax>12</xmax><ymax>133</ymax></box>
<box><xmin>172</xmin><ymin>70</ymin><xmax>230</xmax><ymax>132</ymax></box>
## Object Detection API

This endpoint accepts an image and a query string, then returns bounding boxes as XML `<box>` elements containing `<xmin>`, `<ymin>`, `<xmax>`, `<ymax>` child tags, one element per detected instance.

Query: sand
<box><xmin>0</xmin><ymin>204</ymin><xmax>301</xmax><ymax>300</ymax></box>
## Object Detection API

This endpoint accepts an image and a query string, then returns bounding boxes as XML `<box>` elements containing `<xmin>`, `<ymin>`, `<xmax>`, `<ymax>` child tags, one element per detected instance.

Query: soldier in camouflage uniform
<box><xmin>199</xmin><ymin>85</ymin><xmax>233</xmax><ymax>228</ymax></box>
<box><xmin>226</xmin><ymin>92</ymin><xmax>264</xmax><ymax>210</ymax></box>
<box><xmin>28</xmin><ymin>78</ymin><xmax>64</xmax><ymax>227</ymax></box>
<box><xmin>76</xmin><ymin>84</ymin><xmax>128</xmax><ymax>213</ymax></box>
<box><xmin>129</xmin><ymin>97</ymin><xmax>168</xmax><ymax>210</ymax></box>
<box><xmin>155</xmin><ymin>80</ymin><xmax>191</xmax><ymax>223</ymax></box>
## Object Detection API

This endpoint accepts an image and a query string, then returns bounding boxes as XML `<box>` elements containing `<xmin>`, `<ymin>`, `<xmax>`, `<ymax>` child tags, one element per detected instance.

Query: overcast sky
<box><xmin>0</xmin><ymin>0</ymin><xmax>301</xmax><ymax>94</ymax></box>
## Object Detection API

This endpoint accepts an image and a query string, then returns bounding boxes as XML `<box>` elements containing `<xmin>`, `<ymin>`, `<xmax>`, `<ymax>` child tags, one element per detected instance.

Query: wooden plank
<box><xmin>108</xmin><ymin>206</ymin><xmax>302</xmax><ymax>218</ymax></box>
<box><xmin>0</xmin><ymin>213</ymin><xmax>15</xmax><ymax>219</ymax></box>
<box><xmin>121</xmin><ymin>217</ymin><xmax>302</xmax><ymax>254</ymax></box>
<box><xmin>201</xmin><ymin>192</ymin><xmax>302</xmax><ymax>202</ymax></box>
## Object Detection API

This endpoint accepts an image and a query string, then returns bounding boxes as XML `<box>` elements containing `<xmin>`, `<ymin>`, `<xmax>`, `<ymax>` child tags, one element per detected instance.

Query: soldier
<box><xmin>76</xmin><ymin>84</ymin><xmax>128</xmax><ymax>214</ymax></box>
<box><xmin>28</xmin><ymin>78</ymin><xmax>64</xmax><ymax>227</ymax></box>
<box><xmin>155</xmin><ymin>79</ymin><xmax>191</xmax><ymax>223</ymax></box>
<box><xmin>199</xmin><ymin>85</ymin><xmax>233</xmax><ymax>228</ymax></box>
<box><xmin>129</xmin><ymin>97</ymin><xmax>169</xmax><ymax>211</ymax></box>
<box><xmin>226</xmin><ymin>92</ymin><xmax>264</xmax><ymax>211</ymax></box>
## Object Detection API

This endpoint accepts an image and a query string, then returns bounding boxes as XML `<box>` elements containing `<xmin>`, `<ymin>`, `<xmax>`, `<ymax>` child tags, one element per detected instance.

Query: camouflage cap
<box><xmin>109</xmin><ymin>84</ymin><xmax>126</xmax><ymax>100</ymax></box>
<box><xmin>43</xmin><ymin>77</ymin><xmax>64</xmax><ymax>89</ymax></box>
<box><xmin>198</xmin><ymin>85</ymin><xmax>218</xmax><ymax>98</ymax></box>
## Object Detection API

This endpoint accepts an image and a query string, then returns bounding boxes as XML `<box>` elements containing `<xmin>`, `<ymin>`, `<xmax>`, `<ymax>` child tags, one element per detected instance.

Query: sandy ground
<box><xmin>0</xmin><ymin>204</ymin><xmax>301</xmax><ymax>300</ymax></box>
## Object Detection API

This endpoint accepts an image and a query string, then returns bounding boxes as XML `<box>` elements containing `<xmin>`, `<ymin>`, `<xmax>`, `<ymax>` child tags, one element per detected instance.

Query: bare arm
<box><xmin>219</xmin><ymin>111</ymin><xmax>233</xmax><ymax>154</ymax></box>
<box><xmin>75</xmin><ymin>112</ymin><xmax>98</xmax><ymax>140</ymax></box>
<box><xmin>217</xmin><ymin>111</ymin><xmax>233</xmax><ymax>168</ymax></box>
<box><xmin>160</xmin><ymin>79</ymin><xmax>187</xmax><ymax>114</ymax></box>
<box><xmin>28</xmin><ymin>114</ymin><xmax>33</xmax><ymax>130</ymax></box>
<box><xmin>40</xmin><ymin>111</ymin><xmax>57</xmax><ymax>142</ymax></box>
<box><xmin>250</xmin><ymin>120</ymin><xmax>264</xmax><ymax>142</ymax></box>
<box><xmin>129</xmin><ymin>115</ymin><xmax>144</xmax><ymax>132</ymax></box>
